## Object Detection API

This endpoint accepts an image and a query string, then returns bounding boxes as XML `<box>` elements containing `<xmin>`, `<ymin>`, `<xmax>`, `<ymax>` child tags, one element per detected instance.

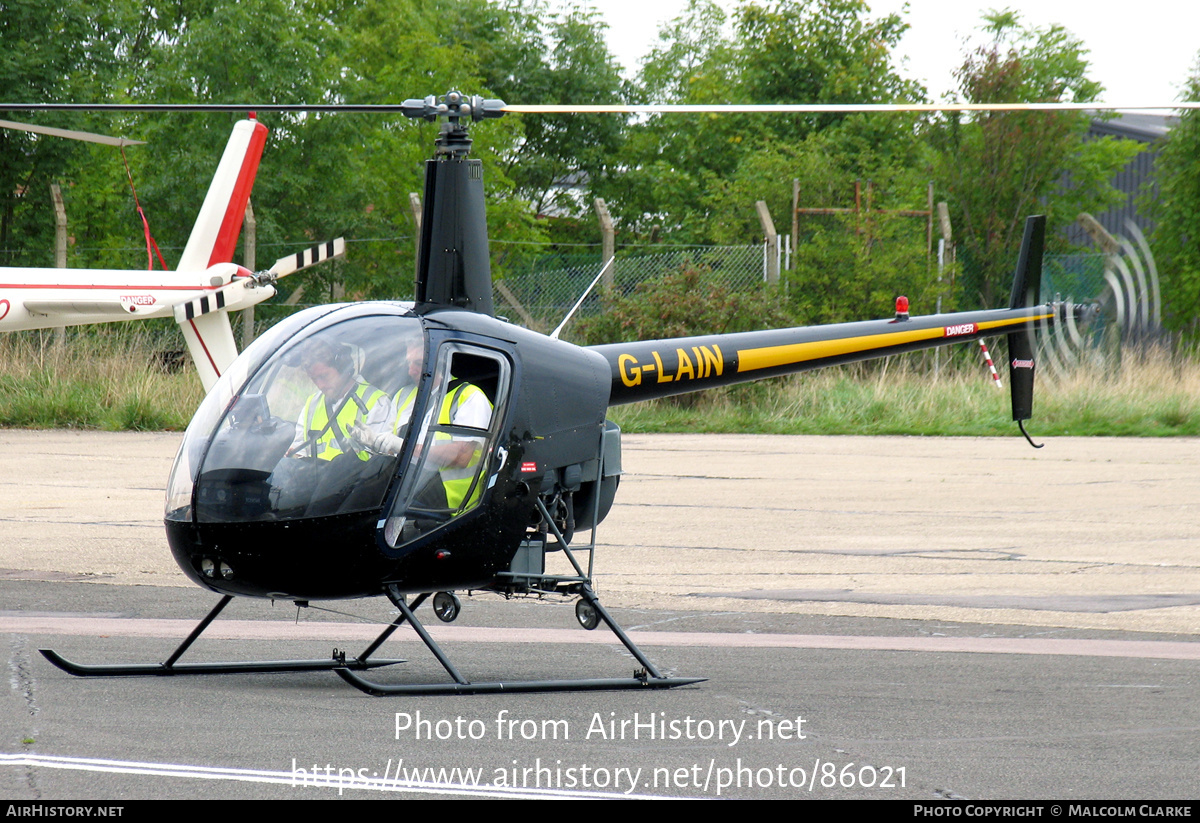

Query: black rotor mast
<box><xmin>401</xmin><ymin>92</ymin><xmax>506</xmax><ymax>316</ymax></box>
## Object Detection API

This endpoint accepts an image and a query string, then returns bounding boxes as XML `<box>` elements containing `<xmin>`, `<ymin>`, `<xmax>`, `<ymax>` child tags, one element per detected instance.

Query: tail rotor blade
<box><xmin>268</xmin><ymin>238</ymin><xmax>346</xmax><ymax>279</ymax></box>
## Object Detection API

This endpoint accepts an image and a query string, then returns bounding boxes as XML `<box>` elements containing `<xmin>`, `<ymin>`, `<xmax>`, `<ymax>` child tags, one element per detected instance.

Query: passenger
<box><xmin>355</xmin><ymin>340</ymin><xmax>492</xmax><ymax>511</ymax></box>
<box><xmin>427</xmin><ymin>377</ymin><xmax>493</xmax><ymax>510</ymax></box>
<box><xmin>352</xmin><ymin>336</ymin><xmax>423</xmax><ymax>455</ymax></box>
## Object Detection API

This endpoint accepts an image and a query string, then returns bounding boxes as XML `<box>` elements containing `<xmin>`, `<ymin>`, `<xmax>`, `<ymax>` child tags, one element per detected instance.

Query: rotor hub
<box><xmin>401</xmin><ymin>92</ymin><xmax>506</xmax><ymax>157</ymax></box>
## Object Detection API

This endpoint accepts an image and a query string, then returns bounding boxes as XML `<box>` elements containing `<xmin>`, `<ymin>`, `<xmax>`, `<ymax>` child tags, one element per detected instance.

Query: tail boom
<box><xmin>592</xmin><ymin>305</ymin><xmax>1054</xmax><ymax>405</ymax></box>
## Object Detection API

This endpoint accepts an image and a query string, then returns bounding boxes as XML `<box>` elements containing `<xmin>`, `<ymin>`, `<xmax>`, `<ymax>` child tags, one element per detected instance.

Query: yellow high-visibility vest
<box><xmin>434</xmin><ymin>382</ymin><xmax>491</xmax><ymax>510</ymax></box>
<box><xmin>301</xmin><ymin>383</ymin><xmax>386</xmax><ymax>461</ymax></box>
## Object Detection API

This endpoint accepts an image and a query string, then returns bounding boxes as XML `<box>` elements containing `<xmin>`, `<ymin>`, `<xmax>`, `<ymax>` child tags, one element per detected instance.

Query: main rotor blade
<box><xmin>502</xmin><ymin>102</ymin><xmax>1200</xmax><ymax>114</ymax></box>
<box><xmin>3</xmin><ymin>102</ymin><xmax>1198</xmax><ymax>116</ymax></box>
<box><xmin>0</xmin><ymin>119</ymin><xmax>145</xmax><ymax>146</ymax></box>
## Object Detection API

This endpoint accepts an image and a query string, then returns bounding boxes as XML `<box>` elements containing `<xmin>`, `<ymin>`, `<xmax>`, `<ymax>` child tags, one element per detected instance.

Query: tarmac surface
<box><xmin>1</xmin><ymin>430</ymin><xmax>1198</xmax><ymax>799</ymax></box>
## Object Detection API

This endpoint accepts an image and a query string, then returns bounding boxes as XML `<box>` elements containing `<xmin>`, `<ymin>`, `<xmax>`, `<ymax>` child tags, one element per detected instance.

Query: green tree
<box><xmin>1148</xmin><ymin>57</ymin><xmax>1200</xmax><ymax>334</ymax></box>
<box><xmin>735</xmin><ymin>0</ymin><xmax>923</xmax><ymax>138</ymax></box>
<box><xmin>331</xmin><ymin>0</ymin><xmax>547</xmax><ymax>295</ymax></box>
<box><xmin>606</xmin><ymin>0</ymin><xmax>743</xmax><ymax>240</ymax></box>
<box><xmin>0</xmin><ymin>0</ymin><xmax>142</xmax><ymax>265</ymax></box>
<box><xmin>930</xmin><ymin>11</ymin><xmax>1141</xmax><ymax>307</ymax></box>
<box><xmin>11</xmin><ymin>0</ymin><xmax>582</xmax><ymax>299</ymax></box>
<box><xmin>608</xmin><ymin>0</ymin><xmax>924</xmax><ymax>242</ymax></box>
<box><xmin>473</xmin><ymin>1</ymin><xmax>627</xmax><ymax>219</ymax></box>
<box><xmin>101</xmin><ymin>0</ymin><xmax>537</xmax><ymax>300</ymax></box>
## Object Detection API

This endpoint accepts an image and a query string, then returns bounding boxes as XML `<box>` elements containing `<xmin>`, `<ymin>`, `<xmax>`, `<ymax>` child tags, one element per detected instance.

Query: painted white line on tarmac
<box><xmin>6</xmin><ymin>615</ymin><xmax>1200</xmax><ymax>659</ymax></box>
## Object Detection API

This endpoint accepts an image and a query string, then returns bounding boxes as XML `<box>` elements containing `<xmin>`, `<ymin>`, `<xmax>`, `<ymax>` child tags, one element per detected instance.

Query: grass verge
<box><xmin>0</xmin><ymin>329</ymin><xmax>204</xmax><ymax>430</ymax></box>
<box><xmin>0</xmin><ymin>331</ymin><xmax>1195</xmax><ymax>436</ymax></box>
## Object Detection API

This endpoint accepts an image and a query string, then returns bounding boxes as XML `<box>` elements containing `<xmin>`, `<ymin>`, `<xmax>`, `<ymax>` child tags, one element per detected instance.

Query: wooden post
<box><xmin>241</xmin><ymin>200</ymin><xmax>256</xmax><ymax>349</ymax></box>
<box><xmin>50</xmin><ymin>184</ymin><xmax>67</xmax><ymax>346</ymax></box>
<box><xmin>52</xmin><ymin>184</ymin><xmax>67</xmax><ymax>268</ymax></box>
<box><xmin>594</xmin><ymin>198</ymin><xmax>615</xmax><ymax>289</ymax></box>
<box><xmin>409</xmin><ymin>192</ymin><xmax>423</xmax><ymax>281</ymax></box>
<box><xmin>865</xmin><ymin>180</ymin><xmax>874</xmax><ymax>255</ymax></box>
<box><xmin>936</xmin><ymin>200</ymin><xmax>954</xmax><ymax>311</ymax></box>
<box><xmin>926</xmin><ymin>182</ymin><xmax>934</xmax><ymax>257</ymax></box>
<box><xmin>934</xmin><ymin>201</ymin><xmax>953</xmax><ymax>379</ymax></box>
<box><xmin>756</xmin><ymin>200</ymin><xmax>779</xmax><ymax>285</ymax></box>
<box><xmin>936</xmin><ymin>202</ymin><xmax>954</xmax><ymax>275</ymax></box>
<box><xmin>1077</xmin><ymin>212</ymin><xmax>1120</xmax><ymax>255</ymax></box>
<box><xmin>494</xmin><ymin>280</ymin><xmax>540</xmax><ymax>330</ymax></box>
<box><xmin>853</xmin><ymin>180</ymin><xmax>862</xmax><ymax>239</ymax></box>
<box><xmin>1078</xmin><ymin>212</ymin><xmax>1128</xmax><ymax>330</ymax></box>
<box><xmin>937</xmin><ymin>201</ymin><xmax>953</xmax><ymax>245</ymax></box>
<box><xmin>791</xmin><ymin>178</ymin><xmax>799</xmax><ymax>272</ymax></box>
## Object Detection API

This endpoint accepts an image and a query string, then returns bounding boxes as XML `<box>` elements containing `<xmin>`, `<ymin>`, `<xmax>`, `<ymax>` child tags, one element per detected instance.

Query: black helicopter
<box><xmin>39</xmin><ymin>92</ymin><xmax>1057</xmax><ymax>695</ymax></box>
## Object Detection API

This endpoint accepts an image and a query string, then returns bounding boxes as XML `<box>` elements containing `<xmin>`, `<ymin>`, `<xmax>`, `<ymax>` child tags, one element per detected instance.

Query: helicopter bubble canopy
<box><xmin>166</xmin><ymin>303</ymin><xmax>425</xmax><ymax>525</ymax></box>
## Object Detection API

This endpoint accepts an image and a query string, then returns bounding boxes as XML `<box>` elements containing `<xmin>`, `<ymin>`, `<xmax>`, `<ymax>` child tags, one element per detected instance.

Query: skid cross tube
<box><xmin>336</xmin><ymin>584</ymin><xmax>703</xmax><ymax>696</ymax></box>
<box><xmin>385</xmin><ymin>587</ymin><xmax>469</xmax><ymax>685</ymax></box>
<box><xmin>39</xmin><ymin>595</ymin><xmax>405</xmax><ymax>677</ymax></box>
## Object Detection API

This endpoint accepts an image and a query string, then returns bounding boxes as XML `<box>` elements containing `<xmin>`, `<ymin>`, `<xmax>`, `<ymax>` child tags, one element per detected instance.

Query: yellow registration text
<box><xmin>618</xmin><ymin>345</ymin><xmax>724</xmax><ymax>387</ymax></box>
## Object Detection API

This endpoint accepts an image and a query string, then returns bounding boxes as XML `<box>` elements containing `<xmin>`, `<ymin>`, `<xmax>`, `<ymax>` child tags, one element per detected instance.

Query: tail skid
<box><xmin>180</xmin><ymin>312</ymin><xmax>239</xmax><ymax>391</ymax></box>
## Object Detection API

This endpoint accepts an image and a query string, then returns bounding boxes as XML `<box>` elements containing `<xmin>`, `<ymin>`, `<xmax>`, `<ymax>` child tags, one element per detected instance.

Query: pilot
<box><xmin>288</xmin><ymin>337</ymin><xmax>394</xmax><ymax>462</ymax></box>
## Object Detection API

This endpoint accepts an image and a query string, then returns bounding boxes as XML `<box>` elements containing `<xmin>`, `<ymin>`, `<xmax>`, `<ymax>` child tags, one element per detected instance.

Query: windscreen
<box><xmin>166</xmin><ymin>310</ymin><xmax>425</xmax><ymax>523</ymax></box>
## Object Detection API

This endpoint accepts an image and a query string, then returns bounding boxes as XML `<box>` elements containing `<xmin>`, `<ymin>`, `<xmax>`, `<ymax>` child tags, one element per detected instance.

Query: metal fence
<box><xmin>492</xmin><ymin>243</ymin><xmax>767</xmax><ymax>330</ymax></box>
<box><xmin>1042</xmin><ymin>253</ymin><xmax>1109</xmax><ymax>304</ymax></box>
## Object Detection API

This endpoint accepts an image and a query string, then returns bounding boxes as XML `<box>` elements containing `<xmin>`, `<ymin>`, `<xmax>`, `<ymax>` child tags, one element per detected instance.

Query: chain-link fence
<box><xmin>1043</xmin><ymin>253</ymin><xmax>1109</xmax><ymax>303</ymax></box>
<box><xmin>492</xmin><ymin>243</ymin><xmax>767</xmax><ymax>331</ymax></box>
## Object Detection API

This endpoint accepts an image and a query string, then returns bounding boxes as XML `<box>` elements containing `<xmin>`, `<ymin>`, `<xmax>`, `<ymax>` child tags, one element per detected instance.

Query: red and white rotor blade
<box><xmin>169</xmin><ymin>238</ymin><xmax>346</xmax><ymax>325</ymax></box>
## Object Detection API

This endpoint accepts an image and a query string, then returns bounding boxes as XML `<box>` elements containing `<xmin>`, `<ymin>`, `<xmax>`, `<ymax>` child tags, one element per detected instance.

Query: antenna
<box><xmin>551</xmin><ymin>256</ymin><xmax>616</xmax><ymax>340</ymax></box>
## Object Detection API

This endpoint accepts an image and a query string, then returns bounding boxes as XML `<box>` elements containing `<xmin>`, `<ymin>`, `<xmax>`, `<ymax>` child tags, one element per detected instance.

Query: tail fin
<box><xmin>1007</xmin><ymin>216</ymin><xmax>1044</xmax><ymax>444</ymax></box>
<box><xmin>176</xmin><ymin>118</ymin><xmax>269</xmax><ymax>271</ymax></box>
<box><xmin>181</xmin><ymin>313</ymin><xmax>239</xmax><ymax>392</ymax></box>
<box><xmin>176</xmin><ymin>118</ymin><xmax>268</xmax><ymax>392</ymax></box>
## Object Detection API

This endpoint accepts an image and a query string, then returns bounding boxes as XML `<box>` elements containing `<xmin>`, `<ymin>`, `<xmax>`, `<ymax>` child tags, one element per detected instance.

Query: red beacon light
<box><xmin>894</xmin><ymin>295</ymin><xmax>910</xmax><ymax>321</ymax></box>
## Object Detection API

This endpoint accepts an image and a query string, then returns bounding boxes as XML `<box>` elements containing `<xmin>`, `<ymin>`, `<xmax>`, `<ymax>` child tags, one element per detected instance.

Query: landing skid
<box><xmin>39</xmin><ymin>595</ymin><xmax>406</xmax><ymax>678</ymax></box>
<box><xmin>37</xmin><ymin>588</ymin><xmax>701</xmax><ymax>693</ymax></box>
<box><xmin>334</xmin><ymin>584</ymin><xmax>705</xmax><ymax>696</ymax></box>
